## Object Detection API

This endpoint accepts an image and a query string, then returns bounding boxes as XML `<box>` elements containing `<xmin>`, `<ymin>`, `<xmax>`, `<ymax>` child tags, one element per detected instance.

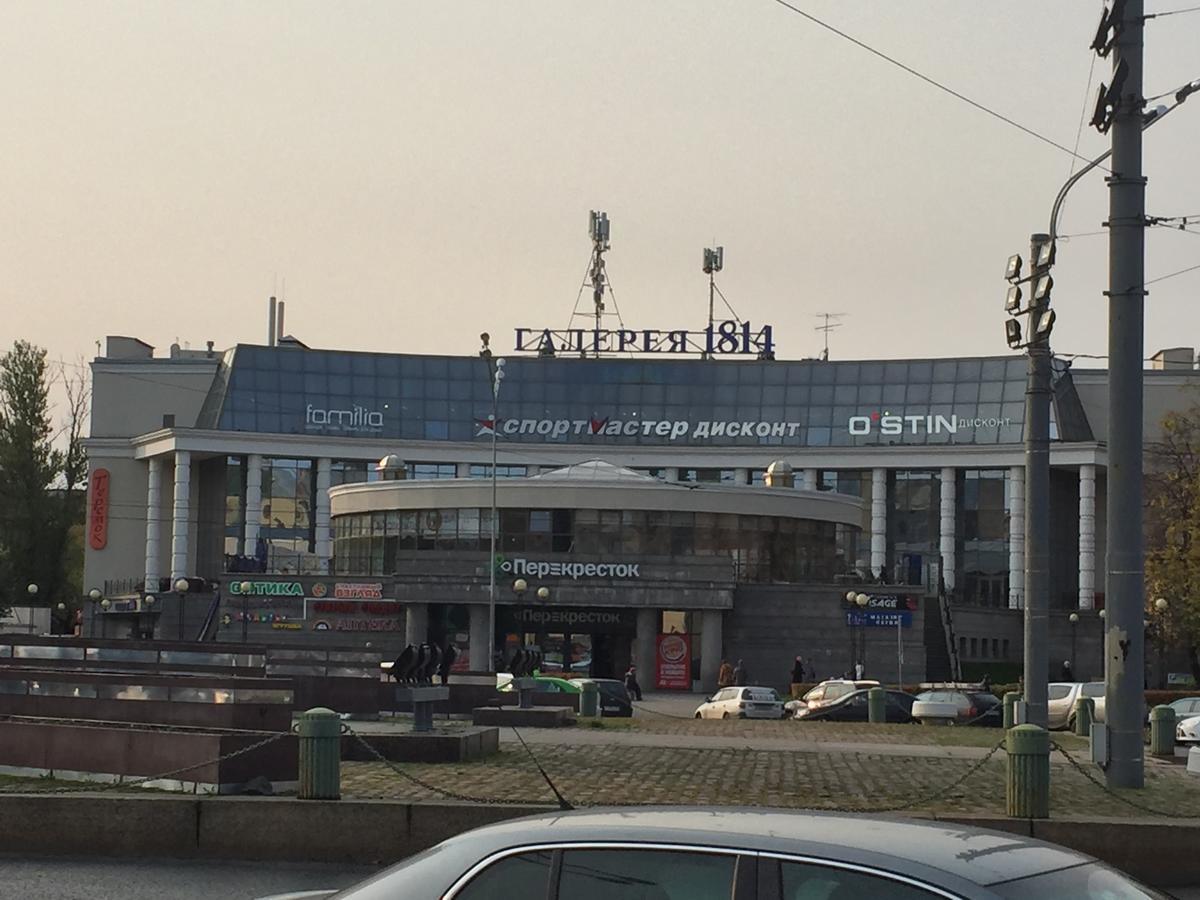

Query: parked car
<box><xmin>1177</xmin><ymin>714</ymin><xmax>1200</xmax><ymax>746</ymax></box>
<box><xmin>498</xmin><ymin>675</ymin><xmax>579</xmax><ymax>695</ymax></box>
<box><xmin>1168</xmin><ymin>695</ymin><xmax>1200</xmax><ymax>723</ymax></box>
<box><xmin>569</xmin><ymin>677</ymin><xmax>633</xmax><ymax>717</ymax></box>
<box><xmin>694</xmin><ymin>686</ymin><xmax>785</xmax><ymax>719</ymax></box>
<box><xmin>783</xmin><ymin>679</ymin><xmax>880</xmax><ymax>715</ymax></box>
<box><xmin>258</xmin><ymin>806</ymin><xmax>1170</xmax><ymax>899</ymax></box>
<box><xmin>1046</xmin><ymin>681</ymin><xmax>1107</xmax><ymax>731</ymax></box>
<box><xmin>793</xmin><ymin>688</ymin><xmax>916</xmax><ymax>723</ymax></box>
<box><xmin>913</xmin><ymin>689</ymin><xmax>1002</xmax><ymax>726</ymax></box>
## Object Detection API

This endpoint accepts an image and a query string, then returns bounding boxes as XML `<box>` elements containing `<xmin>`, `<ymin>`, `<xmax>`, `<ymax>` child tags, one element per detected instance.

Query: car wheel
<box><xmin>722</xmin><ymin>712</ymin><xmax>731</xmax><ymax>720</ymax></box>
<box><xmin>1067</xmin><ymin>715</ymin><xmax>1076</xmax><ymax>732</ymax></box>
<box><xmin>694</xmin><ymin>712</ymin><xmax>702</xmax><ymax>719</ymax></box>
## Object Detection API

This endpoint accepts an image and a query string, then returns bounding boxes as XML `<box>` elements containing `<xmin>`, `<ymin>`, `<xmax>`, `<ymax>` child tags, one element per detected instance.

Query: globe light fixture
<box><xmin>854</xmin><ymin>593</ymin><xmax>869</xmax><ymax>608</ymax></box>
<box><xmin>1154</xmin><ymin>597</ymin><xmax>1169</xmax><ymax>613</ymax></box>
<box><xmin>88</xmin><ymin>589</ymin><xmax>102</xmax><ymax>602</ymax></box>
<box><xmin>536</xmin><ymin>586</ymin><xmax>550</xmax><ymax>601</ymax></box>
<box><xmin>513</xmin><ymin>578</ymin><xmax>528</xmax><ymax>595</ymax></box>
<box><xmin>26</xmin><ymin>584</ymin><xmax>38</xmax><ymax>597</ymax></box>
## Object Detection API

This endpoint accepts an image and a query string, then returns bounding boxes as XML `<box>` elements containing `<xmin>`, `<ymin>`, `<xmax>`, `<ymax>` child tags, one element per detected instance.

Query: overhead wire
<box><xmin>1061</xmin><ymin>1</ymin><xmax>1107</xmax><ymax>228</ymax></box>
<box><xmin>1144</xmin><ymin>4</ymin><xmax>1200</xmax><ymax>19</ymax></box>
<box><xmin>767</xmin><ymin>0</ymin><xmax>1110</xmax><ymax>168</ymax></box>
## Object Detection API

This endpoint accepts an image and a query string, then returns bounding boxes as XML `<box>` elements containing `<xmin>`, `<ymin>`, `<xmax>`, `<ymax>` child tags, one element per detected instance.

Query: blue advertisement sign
<box><xmin>846</xmin><ymin>610</ymin><xmax>912</xmax><ymax>628</ymax></box>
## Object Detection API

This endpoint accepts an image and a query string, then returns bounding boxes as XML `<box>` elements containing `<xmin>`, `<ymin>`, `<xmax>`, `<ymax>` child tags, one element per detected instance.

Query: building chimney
<box><xmin>206</xmin><ymin>340</ymin><xmax>215</xmax><ymax>358</ymax></box>
<box><xmin>277</xmin><ymin>300</ymin><xmax>285</xmax><ymax>343</ymax></box>
<box><xmin>268</xmin><ymin>297</ymin><xmax>277</xmax><ymax>347</ymax></box>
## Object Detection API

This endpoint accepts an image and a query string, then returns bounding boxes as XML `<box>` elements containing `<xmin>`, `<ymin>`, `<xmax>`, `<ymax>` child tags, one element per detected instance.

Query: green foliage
<box><xmin>0</xmin><ymin>341</ymin><xmax>86</xmax><ymax>619</ymax></box>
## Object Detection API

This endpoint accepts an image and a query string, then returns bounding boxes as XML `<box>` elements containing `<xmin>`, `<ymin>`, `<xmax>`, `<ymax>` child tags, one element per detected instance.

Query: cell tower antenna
<box><xmin>701</xmin><ymin>245</ymin><xmax>725</xmax><ymax>360</ymax></box>
<box><xmin>565</xmin><ymin>211</ymin><xmax>625</xmax><ymax>357</ymax></box>
<box><xmin>814</xmin><ymin>312</ymin><xmax>846</xmax><ymax>361</ymax></box>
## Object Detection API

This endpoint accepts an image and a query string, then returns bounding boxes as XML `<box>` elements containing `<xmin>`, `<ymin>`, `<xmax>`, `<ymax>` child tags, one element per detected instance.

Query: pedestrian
<box><xmin>733</xmin><ymin>659</ymin><xmax>748</xmax><ymax>686</ymax></box>
<box><xmin>717</xmin><ymin>659</ymin><xmax>733</xmax><ymax>688</ymax></box>
<box><xmin>1061</xmin><ymin>659</ymin><xmax>1074</xmax><ymax>682</ymax></box>
<box><xmin>854</xmin><ymin>661</ymin><xmax>865</xmax><ymax>681</ymax></box>
<box><xmin>790</xmin><ymin>655</ymin><xmax>806</xmax><ymax>685</ymax></box>
<box><xmin>624</xmin><ymin>664</ymin><xmax>643</xmax><ymax>701</ymax></box>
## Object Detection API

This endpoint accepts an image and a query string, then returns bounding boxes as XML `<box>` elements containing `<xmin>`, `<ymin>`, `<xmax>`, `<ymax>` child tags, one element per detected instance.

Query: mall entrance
<box><xmin>497</xmin><ymin>606</ymin><xmax>636</xmax><ymax>679</ymax></box>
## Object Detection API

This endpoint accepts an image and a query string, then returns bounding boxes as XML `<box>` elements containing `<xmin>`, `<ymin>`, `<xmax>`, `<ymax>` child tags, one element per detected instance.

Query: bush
<box><xmin>1146</xmin><ymin>689</ymin><xmax>1200</xmax><ymax>708</ymax></box>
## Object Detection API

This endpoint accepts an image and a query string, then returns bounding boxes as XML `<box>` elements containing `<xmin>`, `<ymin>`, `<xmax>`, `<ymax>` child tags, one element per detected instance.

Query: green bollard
<box><xmin>1003</xmin><ymin>692</ymin><xmax>1020</xmax><ymax>730</ymax></box>
<box><xmin>867</xmin><ymin>686</ymin><xmax>887</xmax><ymax>724</ymax></box>
<box><xmin>1073</xmin><ymin>697</ymin><xmax>1094</xmax><ymax>737</ymax></box>
<box><xmin>579</xmin><ymin>680</ymin><xmax>600</xmax><ymax>718</ymax></box>
<box><xmin>297</xmin><ymin>707</ymin><xmax>342</xmax><ymax>800</ymax></box>
<box><xmin>1006</xmin><ymin>724</ymin><xmax>1050</xmax><ymax>819</ymax></box>
<box><xmin>1150</xmin><ymin>705</ymin><xmax>1177</xmax><ymax>758</ymax></box>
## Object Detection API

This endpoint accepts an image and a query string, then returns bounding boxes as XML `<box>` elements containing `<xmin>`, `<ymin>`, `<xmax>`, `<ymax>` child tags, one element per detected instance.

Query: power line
<box><xmin>767</xmin><ymin>0</ymin><xmax>1109</xmax><ymax>167</ymax></box>
<box><xmin>1144</xmin><ymin>4</ymin><xmax>1200</xmax><ymax>19</ymax></box>
<box><xmin>1147</xmin><ymin>261</ymin><xmax>1200</xmax><ymax>285</ymax></box>
<box><xmin>1062</xmin><ymin>1</ymin><xmax>1106</xmax><ymax>227</ymax></box>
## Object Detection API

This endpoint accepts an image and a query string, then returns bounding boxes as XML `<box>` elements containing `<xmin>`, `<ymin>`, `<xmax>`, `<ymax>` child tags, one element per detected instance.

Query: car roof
<box><xmin>428</xmin><ymin>807</ymin><xmax>1091</xmax><ymax>887</ymax></box>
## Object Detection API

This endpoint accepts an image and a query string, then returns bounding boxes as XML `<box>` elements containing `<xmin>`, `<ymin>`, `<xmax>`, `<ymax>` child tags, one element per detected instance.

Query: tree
<box><xmin>1145</xmin><ymin>402</ymin><xmax>1200</xmax><ymax>685</ymax></box>
<box><xmin>0</xmin><ymin>341</ymin><xmax>86</xmax><ymax>620</ymax></box>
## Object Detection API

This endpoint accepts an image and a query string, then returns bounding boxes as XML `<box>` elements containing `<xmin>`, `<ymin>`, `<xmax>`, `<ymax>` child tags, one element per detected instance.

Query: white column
<box><xmin>1078</xmin><ymin>464</ymin><xmax>1096</xmax><ymax>610</ymax></box>
<box><xmin>469</xmin><ymin>604</ymin><xmax>491</xmax><ymax>671</ymax></box>
<box><xmin>315</xmin><ymin>457</ymin><xmax>332</xmax><ymax>573</ymax></box>
<box><xmin>635</xmin><ymin>608</ymin><xmax>657</xmax><ymax>675</ymax></box>
<box><xmin>243</xmin><ymin>454</ymin><xmax>263</xmax><ymax>556</ymax></box>
<box><xmin>700</xmin><ymin>609</ymin><xmax>723</xmax><ymax>691</ymax></box>
<box><xmin>802</xmin><ymin>468</ymin><xmax>818</xmax><ymax>491</ymax></box>
<box><xmin>870</xmin><ymin>468</ymin><xmax>887</xmax><ymax>579</ymax></box>
<box><xmin>170</xmin><ymin>450</ymin><xmax>191</xmax><ymax>581</ymax></box>
<box><xmin>1008</xmin><ymin>466</ymin><xmax>1025</xmax><ymax>609</ymax></box>
<box><xmin>939</xmin><ymin>467</ymin><xmax>957</xmax><ymax>593</ymax></box>
<box><xmin>734</xmin><ymin>467</ymin><xmax>749</xmax><ymax>485</ymax></box>
<box><xmin>406</xmin><ymin>602</ymin><xmax>429</xmax><ymax>648</ymax></box>
<box><xmin>664</xmin><ymin>467</ymin><xmax>679</xmax><ymax>483</ymax></box>
<box><xmin>456</xmin><ymin>462</ymin><xmax>472</xmax><ymax>477</ymax></box>
<box><xmin>144</xmin><ymin>457</ymin><xmax>162</xmax><ymax>591</ymax></box>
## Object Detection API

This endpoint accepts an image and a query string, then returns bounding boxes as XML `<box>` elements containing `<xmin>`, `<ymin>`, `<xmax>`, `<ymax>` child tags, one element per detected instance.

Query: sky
<box><xmin>3</xmin><ymin>1</ymin><xmax>1199</xmax><ymax>396</ymax></box>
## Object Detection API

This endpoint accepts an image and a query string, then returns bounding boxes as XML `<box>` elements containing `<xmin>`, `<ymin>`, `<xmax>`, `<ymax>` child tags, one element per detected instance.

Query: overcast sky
<box><xmin>3</xmin><ymin>1</ymin><xmax>1199</xmax><ymax>385</ymax></box>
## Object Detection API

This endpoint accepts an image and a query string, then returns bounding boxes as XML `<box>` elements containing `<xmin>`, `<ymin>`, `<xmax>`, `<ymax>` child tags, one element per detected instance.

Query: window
<box><xmin>409</xmin><ymin>462</ymin><xmax>457</xmax><ymax>480</ymax></box>
<box><xmin>780</xmin><ymin>860</ymin><xmax>944</xmax><ymax>899</ymax></box>
<box><xmin>558</xmin><ymin>848</ymin><xmax>736</xmax><ymax>900</ymax></box>
<box><xmin>678</xmin><ymin>467</ymin><xmax>736</xmax><ymax>484</ymax></box>
<box><xmin>454</xmin><ymin>850</ymin><xmax>552</xmax><ymax>899</ymax></box>
<box><xmin>1048</xmin><ymin>684</ymin><xmax>1073</xmax><ymax>701</ymax></box>
<box><xmin>468</xmin><ymin>464</ymin><xmax>528</xmax><ymax>478</ymax></box>
<box><xmin>989</xmin><ymin>862</ymin><xmax>1167</xmax><ymax>899</ymax></box>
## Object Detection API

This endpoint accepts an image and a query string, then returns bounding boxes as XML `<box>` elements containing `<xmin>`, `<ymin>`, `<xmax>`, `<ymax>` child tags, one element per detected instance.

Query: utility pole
<box><xmin>1105</xmin><ymin>0</ymin><xmax>1146</xmax><ymax>789</ymax></box>
<box><xmin>1023</xmin><ymin>233</ymin><xmax>1053</xmax><ymax>729</ymax></box>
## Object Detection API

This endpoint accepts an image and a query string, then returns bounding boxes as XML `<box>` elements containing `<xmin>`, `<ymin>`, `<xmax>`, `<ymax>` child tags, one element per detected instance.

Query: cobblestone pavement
<box><xmin>341</xmin><ymin>738</ymin><xmax>1200</xmax><ymax>819</ymax></box>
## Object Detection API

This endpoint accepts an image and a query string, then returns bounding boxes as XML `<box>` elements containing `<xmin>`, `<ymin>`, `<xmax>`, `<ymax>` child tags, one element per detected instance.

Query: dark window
<box><xmin>455</xmin><ymin>850</ymin><xmax>552</xmax><ymax>900</ymax></box>
<box><xmin>780</xmin><ymin>860</ymin><xmax>944</xmax><ymax>898</ymax></box>
<box><xmin>558</xmin><ymin>848</ymin><xmax>736</xmax><ymax>900</ymax></box>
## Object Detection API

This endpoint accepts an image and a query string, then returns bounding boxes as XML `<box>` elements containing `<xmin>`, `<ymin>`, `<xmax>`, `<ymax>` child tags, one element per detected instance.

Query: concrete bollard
<box><xmin>1006</xmin><ymin>724</ymin><xmax>1050</xmax><ymax>819</ymax></box>
<box><xmin>297</xmin><ymin>707</ymin><xmax>342</xmax><ymax>801</ymax></box>
<box><xmin>1150</xmin><ymin>705</ymin><xmax>1177</xmax><ymax>758</ymax></box>
<box><xmin>1073</xmin><ymin>697</ymin><xmax>1094</xmax><ymax>737</ymax></box>
<box><xmin>867</xmin><ymin>687</ymin><xmax>886</xmax><ymax>724</ymax></box>
<box><xmin>1003</xmin><ymin>692</ymin><xmax>1020</xmax><ymax>730</ymax></box>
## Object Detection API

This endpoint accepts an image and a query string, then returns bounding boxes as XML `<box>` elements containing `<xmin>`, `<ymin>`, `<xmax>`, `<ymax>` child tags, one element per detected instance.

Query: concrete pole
<box><xmin>243</xmin><ymin>454</ymin><xmax>263</xmax><ymax>557</ymax></box>
<box><xmin>939</xmin><ymin>467</ymin><xmax>956</xmax><ymax>593</ymax></box>
<box><xmin>870</xmin><ymin>468</ymin><xmax>887</xmax><ymax>579</ymax></box>
<box><xmin>170</xmin><ymin>450</ymin><xmax>191</xmax><ymax>581</ymax></box>
<box><xmin>144</xmin><ymin>457</ymin><xmax>162</xmax><ymax>592</ymax></box>
<box><xmin>1105</xmin><ymin>0</ymin><xmax>1146</xmax><ymax>790</ymax></box>
<box><xmin>1024</xmin><ymin>232</ymin><xmax>1053</xmax><ymax>730</ymax></box>
<box><xmin>469</xmin><ymin>605</ymin><xmax>491</xmax><ymax>671</ymax></box>
<box><xmin>315</xmin><ymin>458</ymin><xmax>332</xmax><ymax>573</ymax></box>
<box><xmin>1078</xmin><ymin>465</ymin><xmax>1097</xmax><ymax>610</ymax></box>
<box><xmin>635</xmin><ymin>608</ymin><xmax>657</xmax><ymax>678</ymax></box>
<box><xmin>1008</xmin><ymin>466</ymin><xmax>1025</xmax><ymax>609</ymax></box>
<box><xmin>405</xmin><ymin>602</ymin><xmax>428</xmax><ymax>648</ymax></box>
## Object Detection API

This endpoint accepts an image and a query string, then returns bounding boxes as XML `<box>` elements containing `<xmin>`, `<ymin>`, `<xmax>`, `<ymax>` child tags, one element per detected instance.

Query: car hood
<box><xmin>1179</xmin><ymin>714</ymin><xmax>1200</xmax><ymax>730</ymax></box>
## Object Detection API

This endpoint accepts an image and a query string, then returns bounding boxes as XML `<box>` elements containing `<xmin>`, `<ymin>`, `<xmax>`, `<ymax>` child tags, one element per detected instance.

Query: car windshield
<box><xmin>1082</xmin><ymin>683</ymin><xmax>1105</xmax><ymax>698</ymax></box>
<box><xmin>989</xmin><ymin>862</ymin><xmax>1169</xmax><ymax>899</ymax></box>
<box><xmin>1048</xmin><ymin>685</ymin><xmax>1073</xmax><ymax>701</ymax></box>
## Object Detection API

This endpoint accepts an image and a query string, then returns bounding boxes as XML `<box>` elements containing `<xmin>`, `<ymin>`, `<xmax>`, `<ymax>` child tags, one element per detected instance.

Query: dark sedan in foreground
<box><xmin>792</xmin><ymin>687</ymin><xmax>916</xmax><ymax>722</ymax></box>
<box><xmin>258</xmin><ymin>807</ymin><xmax>1167</xmax><ymax>899</ymax></box>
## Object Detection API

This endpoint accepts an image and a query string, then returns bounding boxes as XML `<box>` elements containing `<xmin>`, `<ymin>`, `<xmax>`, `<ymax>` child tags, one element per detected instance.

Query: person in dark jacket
<box><xmin>790</xmin><ymin>656</ymin><xmax>806</xmax><ymax>685</ymax></box>
<box><xmin>733</xmin><ymin>659</ymin><xmax>748</xmax><ymax>686</ymax></box>
<box><xmin>624</xmin><ymin>665</ymin><xmax>643</xmax><ymax>701</ymax></box>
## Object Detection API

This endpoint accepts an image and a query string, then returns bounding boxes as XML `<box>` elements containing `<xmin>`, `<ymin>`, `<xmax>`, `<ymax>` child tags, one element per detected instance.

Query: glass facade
<box><xmin>205</xmin><ymin>347</ymin><xmax>1073</xmax><ymax>447</ymax></box>
<box><xmin>678</xmin><ymin>468</ymin><xmax>738</xmax><ymax>484</ymax></box>
<box><xmin>888</xmin><ymin>470</ymin><xmax>941</xmax><ymax>585</ymax></box>
<box><xmin>818</xmin><ymin>469</ymin><xmax>872</xmax><ymax>574</ymax></box>
<box><xmin>957</xmin><ymin>469</ymin><xmax>1009</xmax><ymax>606</ymax></box>
<box><xmin>468</xmin><ymin>464</ymin><xmax>528</xmax><ymax>478</ymax></box>
<box><xmin>332</xmin><ymin>507</ymin><xmax>851</xmax><ymax>583</ymax></box>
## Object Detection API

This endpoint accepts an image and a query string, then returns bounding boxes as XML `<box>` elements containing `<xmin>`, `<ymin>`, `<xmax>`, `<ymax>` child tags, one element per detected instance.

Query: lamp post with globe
<box><xmin>174</xmin><ymin>578</ymin><xmax>189</xmax><ymax>642</ymax></box>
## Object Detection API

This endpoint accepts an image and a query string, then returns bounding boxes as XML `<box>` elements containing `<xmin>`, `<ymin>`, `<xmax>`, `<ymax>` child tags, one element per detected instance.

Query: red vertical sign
<box><xmin>655</xmin><ymin>633</ymin><xmax>691</xmax><ymax>690</ymax></box>
<box><xmin>88</xmin><ymin>468</ymin><xmax>110</xmax><ymax>550</ymax></box>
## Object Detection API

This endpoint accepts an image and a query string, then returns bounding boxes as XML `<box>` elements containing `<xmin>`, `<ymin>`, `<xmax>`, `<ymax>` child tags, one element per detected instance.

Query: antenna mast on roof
<box><xmin>564</xmin><ymin>211</ymin><xmax>628</xmax><ymax>358</ymax></box>
<box><xmin>814</xmin><ymin>312</ymin><xmax>845</xmax><ymax>361</ymax></box>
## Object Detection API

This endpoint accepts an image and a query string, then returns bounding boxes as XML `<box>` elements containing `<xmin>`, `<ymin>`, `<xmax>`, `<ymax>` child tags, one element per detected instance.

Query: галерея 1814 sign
<box><xmin>514</xmin><ymin>320</ymin><xmax>773</xmax><ymax>356</ymax></box>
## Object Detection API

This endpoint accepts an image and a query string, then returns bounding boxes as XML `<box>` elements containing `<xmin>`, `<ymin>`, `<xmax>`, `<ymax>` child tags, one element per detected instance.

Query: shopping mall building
<box><xmin>81</xmin><ymin>331</ymin><xmax>1200</xmax><ymax>689</ymax></box>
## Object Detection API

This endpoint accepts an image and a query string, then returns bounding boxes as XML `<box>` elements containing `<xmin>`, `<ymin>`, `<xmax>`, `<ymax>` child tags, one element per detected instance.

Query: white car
<box><xmin>694</xmin><ymin>686</ymin><xmax>785</xmax><ymax>719</ymax></box>
<box><xmin>1178</xmin><ymin>714</ymin><xmax>1200</xmax><ymax>745</ymax></box>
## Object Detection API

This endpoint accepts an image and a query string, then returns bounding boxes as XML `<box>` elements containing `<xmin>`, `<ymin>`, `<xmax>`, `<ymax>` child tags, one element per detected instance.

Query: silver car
<box><xmin>1047</xmin><ymin>681</ymin><xmax>1107</xmax><ymax>731</ymax></box>
<box><xmin>261</xmin><ymin>807</ymin><xmax>1168</xmax><ymax>899</ymax></box>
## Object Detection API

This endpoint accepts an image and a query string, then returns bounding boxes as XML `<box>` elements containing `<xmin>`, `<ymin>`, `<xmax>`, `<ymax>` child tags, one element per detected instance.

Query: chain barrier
<box><xmin>345</xmin><ymin>727</ymin><xmax>561</xmax><ymax>807</ymax></box>
<box><xmin>630</xmin><ymin>701</ymin><xmax>699</xmax><ymax>721</ymax></box>
<box><xmin>0</xmin><ymin>730</ymin><xmax>289</xmax><ymax>796</ymax></box>
<box><xmin>1050</xmin><ymin>740</ymin><xmax>1200</xmax><ymax>820</ymax></box>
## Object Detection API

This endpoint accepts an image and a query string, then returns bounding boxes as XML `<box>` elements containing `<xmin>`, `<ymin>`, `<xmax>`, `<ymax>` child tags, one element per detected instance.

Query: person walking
<box><xmin>732</xmin><ymin>659</ymin><xmax>748</xmax><ymax>686</ymax></box>
<box><xmin>854</xmin><ymin>661</ymin><xmax>865</xmax><ymax>681</ymax></box>
<box><xmin>789</xmin><ymin>655</ymin><xmax>806</xmax><ymax>699</ymax></box>
<box><xmin>1060</xmin><ymin>659</ymin><xmax>1074</xmax><ymax>682</ymax></box>
<box><xmin>717</xmin><ymin>659</ymin><xmax>733</xmax><ymax>689</ymax></box>
<box><xmin>624</xmin><ymin>664</ymin><xmax>643</xmax><ymax>701</ymax></box>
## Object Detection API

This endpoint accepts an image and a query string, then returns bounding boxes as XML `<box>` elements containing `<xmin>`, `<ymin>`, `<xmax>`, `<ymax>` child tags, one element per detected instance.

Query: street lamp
<box><xmin>1151</xmin><ymin>598</ymin><xmax>1170</xmax><ymax>688</ymax></box>
<box><xmin>853</xmin><ymin>592</ymin><xmax>869</xmax><ymax>677</ymax></box>
<box><xmin>87</xmin><ymin>589</ymin><xmax>102</xmax><ymax>638</ymax></box>
<box><xmin>240</xmin><ymin>580</ymin><xmax>252</xmax><ymax>643</ymax></box>
<box><xmin>173</xmin><ymin>577</ymin><xmax>189</xmax><ymax>642</ymax></box>
<box><xmin>26</xmin><ymin>583</ymin><xmax>38</xmax><ymax>599</ymax></box>
<box><xmin>480</xmin><ymin>333</ymin><xmax>507</xmax><ymax>674</ymax></box>
<box><xmin>536</xmin><ymin>586</ymin><xmax>550</xmax><ymax>601</ymax></box>
<box><xmin>513</xmin><ymin>578</ymin><xmax>528</xmax><ymax>598</ymax></box>
<box><xmin>1069</xmin><ymin>612</ymin><xmax>1079</xmax><ymax>678</ymax></box>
